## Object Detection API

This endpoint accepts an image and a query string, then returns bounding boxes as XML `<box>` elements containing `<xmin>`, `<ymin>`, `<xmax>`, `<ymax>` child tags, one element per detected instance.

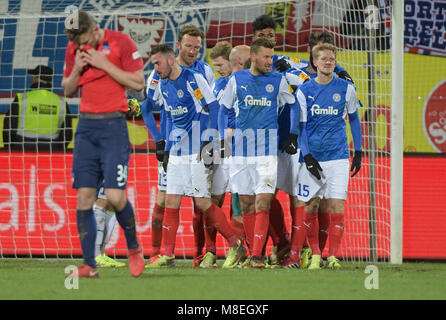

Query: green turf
<box><xmin>1</xmin><ymin>258</ymin><xmax>445</xmax><ymax>300</ymax></box>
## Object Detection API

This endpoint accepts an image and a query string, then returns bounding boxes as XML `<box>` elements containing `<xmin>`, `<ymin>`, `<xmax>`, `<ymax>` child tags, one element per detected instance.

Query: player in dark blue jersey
<box><xmin>292</xmin><ymin>44</ymin><xmax>362</xmax><ymax>270</ymax></box>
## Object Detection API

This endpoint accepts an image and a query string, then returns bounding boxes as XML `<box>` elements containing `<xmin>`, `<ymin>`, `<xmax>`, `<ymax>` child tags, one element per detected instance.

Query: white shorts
<box><xmin>276</xmin><ymin>151</ymin><xmax>303</xmax><ymax>197</ymax></box>
<box><xmin>296</xmin><ymin>158</ymin><xmax>350</xmax><ymax>202</ymax></box>
<box><xmin>157</xmin><ymin>162</ymin><xmax>167</xmax><ymax>191</ymax></box>
<box><xmin>212</xmin><ymin>157</ymin><xmax>231</xmax><ymax>196</ymax></box>
<box><xmin>229</xmin><ymin>155</ymin><xmax>277</xmax><ymax>195</ymax></box>
<box><xmin>166</xmin><ymin>154</ymin><xmax>212</xmax><ymax>198</ymax></box>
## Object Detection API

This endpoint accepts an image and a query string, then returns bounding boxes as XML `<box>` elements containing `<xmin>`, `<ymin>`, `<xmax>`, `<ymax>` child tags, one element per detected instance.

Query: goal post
<box><xmin>0</xmin><ymin>0</ymin><xmax>402</xmax><ymax>263</ymax></box>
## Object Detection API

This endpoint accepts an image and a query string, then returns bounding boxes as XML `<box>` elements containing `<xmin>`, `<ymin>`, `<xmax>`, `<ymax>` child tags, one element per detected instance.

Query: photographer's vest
<box><xmin>16</xmin><ymin>90</ymin><xmax>66</xmax><ymax>139</ymax></box>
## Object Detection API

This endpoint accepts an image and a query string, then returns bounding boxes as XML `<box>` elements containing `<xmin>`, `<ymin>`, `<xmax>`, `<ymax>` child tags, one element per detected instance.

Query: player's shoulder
<box><xmin>333</xmin><ymin>76</ymin><xmax>354</xmax><ymax>89</ymax></box>
<box><xmin>215</xmin><ymin>76</ymin><xmax>228</xmax><ymax>87</ymax></box>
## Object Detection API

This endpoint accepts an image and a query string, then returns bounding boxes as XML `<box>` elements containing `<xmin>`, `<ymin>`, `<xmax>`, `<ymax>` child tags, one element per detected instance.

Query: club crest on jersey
<box><xmin>265</xmin><ymin>84</ymin><xmax>274</xmax><ymax>93</ymax></box>
<box><xmin>310</xmin><ymin>104</ymin><xmax>339</xmax><ymax>116</ymax></box>
<box><xmin>244</xmin><ymin>95</ymin><xmax>272</xmax><ymax>107</ymax></box>
<box><xmin>332</xmin><ymin>93</ymin><xmax>341</xmax><ymax>102</ymax></box>
<box><xmin>177</xmin><ymin>89</ymin><xmax>184</xmax><ymax>98</ymax></box>
<box><xmin>169</xmin><ymin>105</ymin><xmax>188</xmax><ymax>115</ymax></box>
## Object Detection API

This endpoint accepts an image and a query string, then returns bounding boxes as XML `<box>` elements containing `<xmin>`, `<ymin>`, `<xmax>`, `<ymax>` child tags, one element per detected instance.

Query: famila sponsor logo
<box><xmin>244</xmin><ymin>95</ymin><xmax>272</xmax><ymax>107</ymax></box>
<box><xmin>170</xmin><ymin>105</ymin><xmax>188</xmax><ymax>115</ymax></box>
<box><xmin>310</xmin><ymin>104</ymin><xmax>339</xmax><ymax>116</ymax></box>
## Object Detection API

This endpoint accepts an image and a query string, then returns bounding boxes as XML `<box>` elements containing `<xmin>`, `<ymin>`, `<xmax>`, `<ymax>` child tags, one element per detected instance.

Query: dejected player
<box><xmin>62</xmin><ymin>10</ymin><xmax>145</xmax><ymax>278</ymax></box>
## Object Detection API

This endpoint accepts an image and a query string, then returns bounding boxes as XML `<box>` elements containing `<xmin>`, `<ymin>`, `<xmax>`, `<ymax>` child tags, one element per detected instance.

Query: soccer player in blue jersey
<box><xmin>142</xmin><ymin>25</ymin><xmax>217</xmax><ymax>268</ymax></box>
<box><xmin>146</xmin><ymin>44</ymin><xmax>246</xmax><ymax>268</ymax></box>
<box><xmin>292</xmin><ymin>43</ymin><xmax>362</xmax><ymax>270</ymax></box>
<box><xmin>218</xmin><ymin>38</ymin><xmax>298</xmax><ymax>268</ymax></box>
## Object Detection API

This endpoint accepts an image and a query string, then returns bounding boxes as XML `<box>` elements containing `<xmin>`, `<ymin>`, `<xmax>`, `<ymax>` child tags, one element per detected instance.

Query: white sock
<box><xmin>101</xmin><ymin>210</ymin><xmax>117</xmax><ymax>255</ymax></box>
<box><xmin>93</xmin><ymin>204</ymin><xmax>107</xmax><ymax>257</ymax></box>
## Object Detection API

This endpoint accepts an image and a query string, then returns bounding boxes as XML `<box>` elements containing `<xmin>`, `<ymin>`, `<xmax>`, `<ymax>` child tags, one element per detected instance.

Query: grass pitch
<box><xmin>1</xmin><ymin>258</ymin><xmax>445</xmax><ymax>300</ymax></box>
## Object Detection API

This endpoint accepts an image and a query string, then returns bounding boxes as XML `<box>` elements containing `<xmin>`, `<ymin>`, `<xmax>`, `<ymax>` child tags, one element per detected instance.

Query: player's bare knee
<box><xmin>305</xmin><ymin>197</ymin><xmax>320</xmax><ymax>214</ymax></box>
<box><xmin>328</xmin><ymin>198</ymin><xmax>344</xmax><ymax>214</ymax></box>
<box><xmin>255</xmin><ymin>193</ymin><xmax>273</xmax><ymax>212</ymax></box>
<box><xmin>193</xmin><ymin>197</ymin><xmax>212</xmax><ymax>213</ymax></box>
<box><xmin>77</xmin><ymin>188</ymin><xmax>97</xmax><ymax>210</ymax></box>
<box><xmin>157</xmin><ymin>190</ymin><xmax>166</xmax><ymax>207</ymax></box>
<box><xmin>105</xmin><ymin>189</ymin><xmax>127</xmax><ymax>211</ymax></box>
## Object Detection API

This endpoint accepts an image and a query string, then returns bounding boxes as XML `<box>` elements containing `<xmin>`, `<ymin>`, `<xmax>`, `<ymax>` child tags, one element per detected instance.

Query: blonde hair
<box><xmin>209</xmin><ymin>41</ymin><xmax>232</xmax><ymax>60</ymax></box>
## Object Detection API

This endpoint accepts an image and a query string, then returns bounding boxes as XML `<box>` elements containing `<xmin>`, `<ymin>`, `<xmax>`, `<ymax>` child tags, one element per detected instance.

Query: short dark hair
<box><xmin>151</xmin><ymin>44</ymin><xmax>175</xmax><ymax>56</ymax></box>
<box><xmin>309</xmin><ymin>31</ymin><xmax>335</xmax><ymax>49</ymax></box>
<box><xmin>250</xmin><ymin>38</ymin><xmax>275</xmax><ymax>54</ymax></box>
<box><xmin>64</xmin><ymin>10</ymin><xmax>96</xmax><ymax>43</ymax></box>
<box><xmin>252</xmin><ymin>14</ymin><xmax>276</xmax><ymax>33</ymax></box>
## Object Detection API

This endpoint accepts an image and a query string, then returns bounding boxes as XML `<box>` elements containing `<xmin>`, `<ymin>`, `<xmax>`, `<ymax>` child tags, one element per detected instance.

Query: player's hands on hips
<box><xmin>155</xmin><ymin>140</ymin><xmax>165</xmax><ymax>162</ymax></box>
<box><xmin>304</xmin><ymin>154</ymin><xmax>323</xmax><ymax>180</ymax></box>
<box><xmin>162</xmin><ymin>151</ymin><xmax>170</xmax><ymax>173</ymax></box>
<box><xmin>350</xmin><ymin>150</ymin><xmax>362</xmax><ymax>177</ymax></box>
<box><xmin>281</xmin><ymin>133</ymin><xmax>298</xmax><ymax>155</ymax></box>
<box><xmin>273</xmin><ymin>58</ymin><xmax>291</xmax><ymax>72</ymax></box>
<box><xmin>198</xmin><ymin>141</ymin><xmax>214</xmax><ymax>168</ymax></box>
<box><xmin>127</xmin><ymin>98</ymin><xmax>141</xmax><ymax>117</ymax></box>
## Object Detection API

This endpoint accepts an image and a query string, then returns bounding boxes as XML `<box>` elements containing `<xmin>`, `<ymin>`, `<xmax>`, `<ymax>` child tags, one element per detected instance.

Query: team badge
<box><xmin>265</xmin><ymin>84</ymin><xmax>274</xmax><ymax>93</ymax></box>
<box><xmin>177</xmin><ymin>89</ymin><xmax>184</xmax><ymax>98</ymax></box>
<box><xmin>333</xmin><ymin>93</ymin><xmax>341</xmax><ymax>102</ymax></box>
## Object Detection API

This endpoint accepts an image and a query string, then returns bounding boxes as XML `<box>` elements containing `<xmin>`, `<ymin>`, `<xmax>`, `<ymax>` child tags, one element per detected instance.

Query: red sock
<box><xmin>304</xmin><ymin>212</ymin><xmax>321</xmax><ymax>255</ymax></box>
<box><xmin>252</xmin><ymin>210</ymin><xmax>270</xmax><ymax>258</ymax></box>
<box><xmin>318</xmin><ymin>209</ymin><xmax>331</xmax><ymax>255</ymax></box>
<box><xmin>269</xmin><ymin>197</ymin><xmax>290</xmax><ymax>249</ymax></box>
<box><xmin>163</xmin><ymin>208</ymin><xmax>180</xmax><ymax>257</ymax></box>
<box><xmin>151</xmin><ymin>203</ymin><xmax>164</xmax><ymax>256</ymax></box>
<box><xmin>289</xmin><ymin>206</ymin><xmax>306</xmax><ymax>263</ymax></box>
<box><xmin>242</xmin><ymin>212</ymin><xmax>256</xmax><ymax>254</ymax></box>
<box><xmin>204</xmin><ymin>212</ymin><xmax>217</xmax><ymax>254</ymax></box>
<box><xmin>192</xmin><ymin>206</ymin><xmax>205</xmax><ymax>257</ymax></box>
<box><xmin>328</xmin><ymin>213</ymin><xmax>344</xmax><ymax>257</ymax></box>
<box><xmin>205</xmin><ymin>203</ymin><xmax>238</xmax><ymax>247</ymax></box>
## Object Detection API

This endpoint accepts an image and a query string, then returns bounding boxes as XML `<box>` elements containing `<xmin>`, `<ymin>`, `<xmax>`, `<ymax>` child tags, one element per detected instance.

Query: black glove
<box><xmin>155</xmin><ymin>139</ymin><xmax>165</xmax><ymax>162</ymax></box>
<box><xmin>337</xmin><ymin>70</ymin><xmax>354</xmax><ymax>84</ymax></box>
<box><xmin>198</xmin><ymin>141</ymin><xmax>214</xmax><ymax>168</ymax></box>
<box><xmin>127</xmin><ymin>98</ymin><xmax>141</xmax><ymax>117</ymax></box>
<box><xmin>273</xmin><ymin>58</ymin><xmax>291</xmax><ymax>72</ymax></box>
<box><xmin>281</xmin><ymin>133</ymin><xmax>298</xmax><ymax>155</ymax></box>
<box><xmin>219</xmin><ymin>138</ymin><xmax>231</xmax><ymax>158</ymax></box>
<box><xmin>304</xmin><ymin>154</ymin><xmax>323</xmax><ymax>180</ymax></box>
<box><xmin>162</xmin><ymin>150</ymin><xmax>170</xmax><ymax>173</ymax></box>
<box><xmin>350</xmin><ymin>150</ymin><xmax>362</xmax><ymax>177</ymax></box>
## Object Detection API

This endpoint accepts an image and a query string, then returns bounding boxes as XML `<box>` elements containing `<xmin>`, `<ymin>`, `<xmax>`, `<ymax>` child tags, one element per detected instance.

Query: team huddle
<box><xmin>62</xmin><ymin>11</ymin><xmax>362</xmax><ymax>278</ymax></box>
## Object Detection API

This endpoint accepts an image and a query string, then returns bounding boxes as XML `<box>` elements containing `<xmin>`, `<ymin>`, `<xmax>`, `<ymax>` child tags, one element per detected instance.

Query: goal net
<box><xmin>0</xmin><ymin>0</ymin><xmax>395</xmax><ymax>262</ymax></box>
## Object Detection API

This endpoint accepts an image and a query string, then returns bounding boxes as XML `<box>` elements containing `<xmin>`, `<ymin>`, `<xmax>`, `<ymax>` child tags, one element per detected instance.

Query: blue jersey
<box><xmin>142</xmin><ymin>71</ymin><xmax>166</xmax><ymax>142</ymax></box>
<box><xmin>219</xmin><ymin>69</ymin><xmax>296</xmax><ymax>157</ymax></box>
<box><xmin>183</xmin><ymin>59</ymin><xmax>215</xmax><ymax>88</ymax></box>
<box><xmin>157</xmin><ymin>68</ymin><xmax>217</xmax><ymax>156</ymax></box>
<box><xmin>297</xmin><ymin>77</ymin><xmax>360</xmax><ymax>161</ymax></box>
<box><xmin>213</xmin><ymin>76</ymin><xmax>235</xmax><ymax>129</ymax></box>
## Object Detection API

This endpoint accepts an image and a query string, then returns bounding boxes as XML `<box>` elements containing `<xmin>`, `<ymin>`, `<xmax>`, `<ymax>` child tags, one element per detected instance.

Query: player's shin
<box><xmin>151</xmin><ymin>203</ymin><xmax>165</xmax><ymax>256</ymax></box>
<box><xmin>192</xmin><ymin>206</ymin><xmax>205</xmax><ymax>258</ymax></box>
<box><xmin>93</xmin><ymin>204</ymin><xmax>106</xmax><ymax>257</ymax></box>
<box><xmin>251</xmin><ymin>210</ymin><xmax>270</xmax><ymax>259</ymax></box>
<box><xmin>115</xmin><ymin>200</ymin><xmax>139</xmax><ymax>250</ymax></box>
<box><xmin>304</xmin><ymin>211</ymin><xmax>321</xmax><ymax>256</ymax></box>
<box><xmin>204</xmin><ymin>212</ymin><xmax>217</xmax><ymax>254</ymax></box>
<box><xmin>163</xmin><ymin>207</ymin><xmax>180</xmax><ymax>257</ymax></box>
<box><xmin>204</xmin><ymin>203</ymin><xmax>239</xmax><ymax>247</ymax></box>
<box><xmin>269</xmin><ymin>197</ymin><xmax>290</xmax><ymax>250</ymax></box>
<box><xmin>318</xmin><ymin>209</ymin><xmax>331</xmax><ymax>255</ymax></box>
<box><xmin>288</xmin><ymin>206</ymin><xmax>307</xmax><ymax>265</ymax></box>
<box><xmin>328</xmin><ymin>213</ymin><xmax>344</xmax><ymax>258</ymax></box>
<box><xmin>242</xmin><ymin>212</ymin><xmax>256</xmax><ymax>255</ymax></box>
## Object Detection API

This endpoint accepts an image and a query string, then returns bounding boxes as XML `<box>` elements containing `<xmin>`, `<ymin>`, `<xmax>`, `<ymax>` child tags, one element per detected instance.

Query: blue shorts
<box><xmin>72</xmin><ymin>117</ymin><xmax>130</xmax><ymax>190</ymax></box>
